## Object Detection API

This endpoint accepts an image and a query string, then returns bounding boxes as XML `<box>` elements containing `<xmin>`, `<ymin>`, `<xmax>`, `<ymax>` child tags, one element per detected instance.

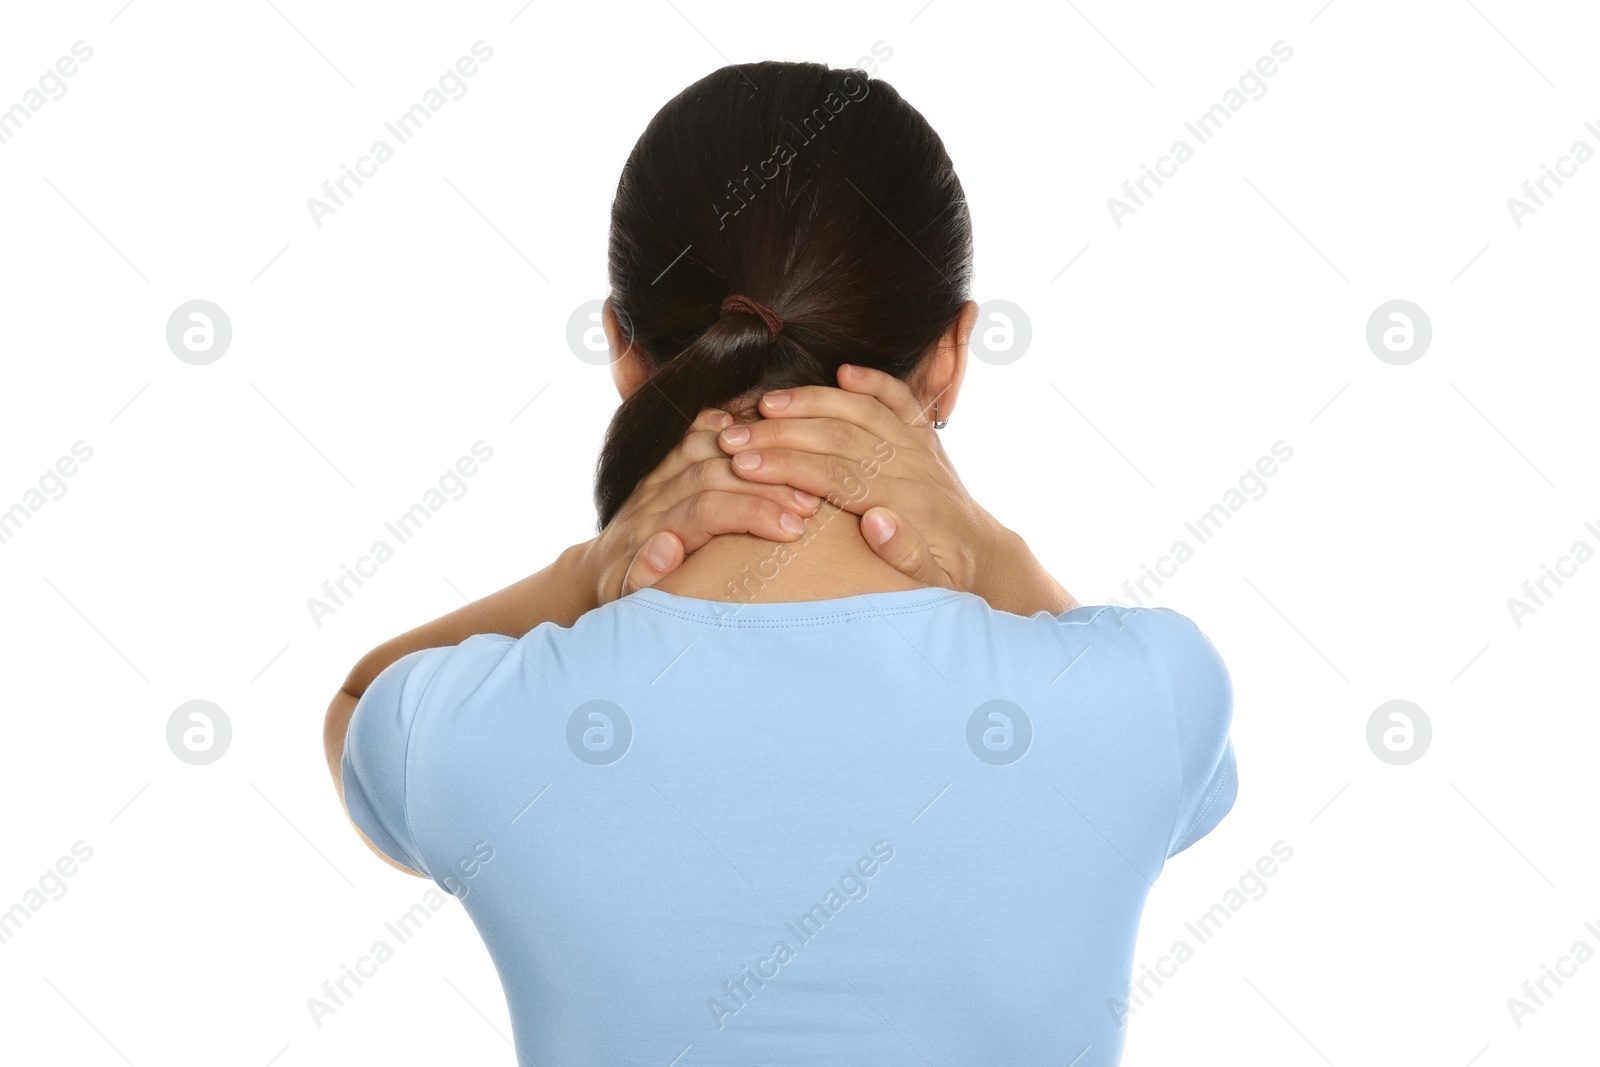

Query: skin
<box><xmin>325</xmin><ymin>297</ymin><xmax>1074</xmax><ymax>873</ymax></box>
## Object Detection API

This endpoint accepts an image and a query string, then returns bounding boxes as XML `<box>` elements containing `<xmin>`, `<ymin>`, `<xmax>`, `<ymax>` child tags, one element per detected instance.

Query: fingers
<box><xmin>652</xmin><ymin>490</ymin><xmax>812</xmax><ymax>555</ymax></box>
<box><xmin>717</xmin><ymin>416</ymin><xmax>890</xmax><ymax>468</ymax></box>
<box><xmin>644</xmin><ymin>408</ymin><xmax>735</xmax><ymax>488</ymax></box>
<box><xmin>719</xmin><ymin>447</ymin><xmax>889</xmax><ymax>515</ymax></box>
<box><xmin>835</xmin><ymin>364</ymin><xmax>933</xmax><ymax>426</ymax></box>
<box><xmin>655</xmin><ymin>455</ymin><xmax>820</xmax><ymax>516</ymax></box>
<box><xmin>620</xmin><ymin>531</ymin><xmax>685</xmax><ymax>595</ymax></box>
<box><xmin>756</xmin><ymin>381</ymin><xmax>910</xmax><ymax>442</ymax></box>
<box><xmin>859</xmin><ymin>506</ymin><xmax>950</xmax><ymax>588</ymax></box>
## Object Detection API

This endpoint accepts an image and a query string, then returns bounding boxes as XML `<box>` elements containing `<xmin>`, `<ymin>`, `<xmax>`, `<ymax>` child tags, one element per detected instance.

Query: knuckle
<box><xmin>685</xmin><ymin>493</ymin><xmax>716</xmax><ymax>526</ymax></box>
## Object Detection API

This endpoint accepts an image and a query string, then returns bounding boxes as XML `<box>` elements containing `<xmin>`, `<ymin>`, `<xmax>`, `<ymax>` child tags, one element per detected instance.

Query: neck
<box><xmin>650</xmin><ymin>502</ymin><xmax>927</xmax><ymax>603</ymax></box>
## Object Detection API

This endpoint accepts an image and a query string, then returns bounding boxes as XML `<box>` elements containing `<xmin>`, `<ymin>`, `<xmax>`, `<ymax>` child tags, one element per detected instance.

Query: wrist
<box><xmin>971</xmin><ymin>518</ymin><xmax>1074</xmax><ymax>616</ymax></box>
<box><xmin>968</xmin><ymin>513</ymin><xmax>1021</xmax><ymax>599</ymax></box>
<box><xmin>563</xmin><ymin>539</ymin><xmax>604</xmax><ymax>617</ymax></box>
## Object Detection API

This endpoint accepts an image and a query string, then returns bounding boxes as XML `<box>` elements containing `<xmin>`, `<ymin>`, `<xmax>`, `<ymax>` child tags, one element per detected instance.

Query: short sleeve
<box><xmin>341</xmin><ymin>646</ymin><xmax>453</xmax><ymax>876</ymax></box>
<box><xmin>1137</xmin><ymin>609</ymin><xmax>1237</xmax><ymax>858</ymax></box>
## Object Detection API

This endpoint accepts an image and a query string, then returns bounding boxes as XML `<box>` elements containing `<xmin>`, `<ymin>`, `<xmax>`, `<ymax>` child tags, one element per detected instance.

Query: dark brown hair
<box><xmin>595</xmin><ymin>61</ymin><xmax>973</xmax><ymax>526</ymax></box>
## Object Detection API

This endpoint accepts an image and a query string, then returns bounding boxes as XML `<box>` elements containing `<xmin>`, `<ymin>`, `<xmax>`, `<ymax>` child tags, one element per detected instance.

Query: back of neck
<box><xmin>650</xmin><ymin>504</ymin><xmax>927</xmax><ymax>603</ymax></box>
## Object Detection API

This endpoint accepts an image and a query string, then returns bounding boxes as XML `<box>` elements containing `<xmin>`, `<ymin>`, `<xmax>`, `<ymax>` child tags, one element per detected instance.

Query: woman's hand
<box><xmin>714</xmin><ymin>365</ymin><xmax>1077</xmax><ymax>616</ymax></box>
<box><xmin>580</xmin><ymin>406</ymin><xmax>822</xmax><ymax>605</ymax></box>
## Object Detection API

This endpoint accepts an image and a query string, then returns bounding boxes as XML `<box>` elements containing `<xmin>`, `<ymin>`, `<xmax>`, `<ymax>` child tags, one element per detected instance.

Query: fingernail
<box><xmin>865</xmin><ymin>510</ymin><xmax>896</xmax><ymax>545</ymax></box>
<box><xmin>762</xmin><ymin>391</ymin><xmax>791</xmax><ymax>411</ymax></box>
<box><xmin>722</xmin><ymin>424</ymin><xmax>751</xmax><ymax>446</ymax></box>
<box><xmin>706</xmin><ymin>408</ymin><xmax>732</xmax><ymax>429</ymax></box>
<box><xmin>733</xmin><ymin>451</ymin><xmax>761</xmax><ymax>470</ymax></box>
<box><xmin>794</xmin><ymin>488</ymin><xmax>820</xmax><ymax>508</ymax></box>
<box><xmin>842</xmin><ymin>363</ymin><xmax>865</xmax><ymax>377</ymax></box>
<box><xmin>780</xmin><ymin>512</ymin><xmax>805</xmax><ymax>536</ymax></box>
<box><xmin>645</xmin><ymin>533</ymin><xmax>675</xmax><ymax>570</ymax></box>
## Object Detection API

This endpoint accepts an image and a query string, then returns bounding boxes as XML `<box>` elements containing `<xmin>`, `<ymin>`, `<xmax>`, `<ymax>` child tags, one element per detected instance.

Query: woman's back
<box><xmin>343</xmin><ymin>588</ymin><xmax>1235</xmax><ymax>1065</ymax></box>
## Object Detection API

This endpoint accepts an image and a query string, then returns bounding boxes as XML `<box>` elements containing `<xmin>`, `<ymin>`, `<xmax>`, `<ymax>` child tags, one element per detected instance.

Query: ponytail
<box><xmin>594</xmin><ymin>312</ymin><xmax>776</xmax><ymax>526</ymax></box>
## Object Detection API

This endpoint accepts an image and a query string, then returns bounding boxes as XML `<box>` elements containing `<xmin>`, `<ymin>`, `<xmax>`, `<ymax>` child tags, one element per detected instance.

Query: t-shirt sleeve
<box><xmin>341</xmin><ymin>646</ymin><xmax>454</xmax><ymax>876</ymax></box>
<box><xmin>1138</xmin><ymin>608</ymin><xmax>1237</xmax><ymax>858</ymax></box>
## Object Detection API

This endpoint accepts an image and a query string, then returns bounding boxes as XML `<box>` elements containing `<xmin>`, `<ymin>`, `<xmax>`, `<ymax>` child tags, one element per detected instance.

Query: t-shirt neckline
<box><xmin>620</xmin><ymin>585</ymin><xmax>967</xmax><ymax>627</ymax></box>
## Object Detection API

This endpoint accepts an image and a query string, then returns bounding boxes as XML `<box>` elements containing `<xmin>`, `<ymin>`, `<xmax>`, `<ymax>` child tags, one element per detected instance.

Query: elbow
<box><xmin>323</xmin><ymin>650</ymin><xmax>379</xmax><ymax>783</ymax></box>
<box><xmin>323</xmin><ymin>686</ymin><xmax>360</xmax><ymax>792</ymax></box>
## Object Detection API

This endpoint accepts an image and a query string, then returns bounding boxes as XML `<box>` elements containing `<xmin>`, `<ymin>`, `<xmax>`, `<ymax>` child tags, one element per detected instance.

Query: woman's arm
<box><xmin>321</xmin><ymin>543</ymin><xmax>591</xmax><ymax>775</ymax></box>
<box><xmin>324</xmin><ymin>407</ymin><xmax>824</xmax><ymax>865</ymax></box>
<box><xmin>322</xmin><ymin>543</ymin><xmax>607</xmax><ymax>875</ymax></box>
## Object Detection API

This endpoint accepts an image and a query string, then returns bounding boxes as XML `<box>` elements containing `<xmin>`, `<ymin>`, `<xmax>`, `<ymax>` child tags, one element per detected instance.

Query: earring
<box><xmin>932</xmin><ymin>401</ymin><xmax>949</xmax><ymax>430</ymax></box>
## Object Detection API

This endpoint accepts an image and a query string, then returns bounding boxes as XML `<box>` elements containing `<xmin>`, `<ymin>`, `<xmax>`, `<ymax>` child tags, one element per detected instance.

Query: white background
<box><xmin>1</xmin><ymin>1</ymin><xmax>1595</xmax><ymax>1064</ymax></box>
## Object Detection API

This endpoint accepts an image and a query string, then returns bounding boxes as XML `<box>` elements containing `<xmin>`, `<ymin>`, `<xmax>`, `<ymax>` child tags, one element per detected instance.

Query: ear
<box><xmin>604</xmin><ymin>299</ymin><xmax>651</xmax><ymax>400</ymax></box>
<box><xmin>911</xmin><ymin>300</ymin><xmax>975</xmax><ymax>422</ymax></box>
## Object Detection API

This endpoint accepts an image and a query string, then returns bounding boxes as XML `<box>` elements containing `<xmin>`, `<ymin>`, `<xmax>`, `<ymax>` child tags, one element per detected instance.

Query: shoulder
<box><xmin>345</xmin><ymin>633</ymin><xmax>523</xmax><ymax>797</ymax></box>
<box><xmin>1017</xmin><ymin>603</ymin><xmax>1229</xmax><ymax>684</ymax></box>
<box><xmin>1063</xmin><ymin>601</ymin><xmax>1222</xmax><ymax>658</ymax></box>
<box><xmin>1027</xmin><ymin>604</ymin><xmax>1234</xmax><ymax>763</ymax></box>
<box><xmin>1110</xmin><ymin>606</ymin><xmax>1229</xmax><ymax>689</ymax></box>
<box><xmin>352</xmin><ymin>633</ymin><xmax>519</xmax><ymax>738</ymax></box>
<box><xmin>341</xmin><ymin>633</ymin><xmax>522</xmax><ymax>874</ymax></box>
<box><xmin>1087</xmin><ymin>608</ymin><xmax>1233</xmax><ymax>855</ymax></box>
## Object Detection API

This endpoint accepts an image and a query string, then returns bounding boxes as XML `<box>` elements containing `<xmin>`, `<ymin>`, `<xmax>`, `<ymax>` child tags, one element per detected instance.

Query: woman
<box><xmin>324</xmin><ymin>61</ymin><xmax>1235</xmax><ymax>1065</ymax></box>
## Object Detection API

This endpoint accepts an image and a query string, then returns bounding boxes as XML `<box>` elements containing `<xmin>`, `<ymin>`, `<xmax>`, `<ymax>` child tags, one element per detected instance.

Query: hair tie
<box><xmin>720</xmin><ymin>294</ymin><xmax>783</xmax><ymax>341</ymax></box>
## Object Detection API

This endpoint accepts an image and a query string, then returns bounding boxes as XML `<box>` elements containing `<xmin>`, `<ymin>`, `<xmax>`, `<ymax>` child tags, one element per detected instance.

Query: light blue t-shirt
<box><xmin>343</xmin><ymin>587</ymin><xmax>1235</xmax><ymax>1066</ymax></box>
